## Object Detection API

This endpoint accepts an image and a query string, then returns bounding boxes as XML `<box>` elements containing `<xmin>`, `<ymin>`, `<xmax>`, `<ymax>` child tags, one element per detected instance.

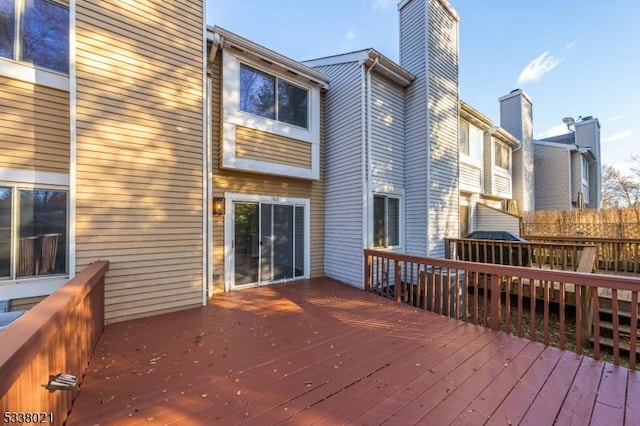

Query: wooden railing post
<box><xmin>364</xmin><ymin>251</ymin><xmax>371</xmax><ymax>292</ymax></box>
<box><xmin>490</xmin><ymin>274</ymin><xmax>501</xmax><ymax>331</ymax></box>
<box><xmin>395</xmin><ymin>260</ymin><xmax>402</xmax><ymax>303</ymax></box>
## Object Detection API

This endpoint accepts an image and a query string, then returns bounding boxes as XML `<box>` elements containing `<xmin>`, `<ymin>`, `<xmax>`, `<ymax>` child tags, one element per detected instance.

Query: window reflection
<box><xmin>22</xmin><ymin>0</ymin><xmax>69</xmax><ymax>73</ymax></box>
<box><xmin>0</xmin><ymin>0</ymin><xmax>15</xmax><ymax>60</ymax></box>
<box><xmin>0</xmin><ymin>187</ymin><xmax>11</xmax><ymax>278</ymax></box>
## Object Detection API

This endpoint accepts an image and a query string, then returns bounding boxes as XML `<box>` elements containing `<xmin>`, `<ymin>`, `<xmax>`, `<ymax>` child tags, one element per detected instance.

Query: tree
<box><xmin>601</xmin><ymin>164</ymin><xmax>640</xmax><ymax>208</ymax></box>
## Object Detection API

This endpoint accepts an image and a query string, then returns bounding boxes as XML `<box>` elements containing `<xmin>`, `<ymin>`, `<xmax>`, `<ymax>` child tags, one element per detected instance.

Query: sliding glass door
<box><xmin>232</xmin><ymin>200</ymin><xmax>306</xmax><ymax>287</ymax></box>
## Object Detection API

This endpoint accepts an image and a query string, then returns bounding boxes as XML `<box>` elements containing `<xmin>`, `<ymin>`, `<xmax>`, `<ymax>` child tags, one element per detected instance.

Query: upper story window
<box><xmin>582</xmin><ymin>156</ymin><xmax>589</xmax><ymax>184</ymax></box>
<box><xmin>0</xmin><ymin>0</ymin><xmax>69</xmax><ymax>74</ymax></box>
<box><xmin>494</xmin><ymin>140</ymin><xmax>511</xmax><ymax>171</ymax></box>
<box><xmin>459</xmin><ymin>120</ymin><xmax>482</xmax><ymax>162</ymax></box>
<box><xmin>240</xmin><ymin>64</ymin><xmax>309</xmax><ymax>129</ymax></box>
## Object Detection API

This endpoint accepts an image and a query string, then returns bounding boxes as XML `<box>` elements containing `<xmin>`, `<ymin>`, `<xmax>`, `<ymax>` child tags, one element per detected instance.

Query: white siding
<box><xmin>460</xmin><ymin>161</ymin><xmax>482</xmax><ymax>192</ymax></box>
<box><xmin>477</xmin><ymin>204</ymin><xmax>520</xmax><ymax>235</ymax></box>
<box><xmin>400</xmin><ymin>0</ymin><xmax>429</xmax><ymax>256</ymax></box>
<box><xmin>370</xmin><ymin>72</ymin><xmax>406</xmax><ymax>189</ymax></box>
<box><xmin>426</xmin><ymin>0</ymin><xmax>459</xmax><ymax>257</ymax></box>
<box><xmin>313</xmin><ymin>62</ymin><xmax>364</xmax><ymax>286</ymax></box>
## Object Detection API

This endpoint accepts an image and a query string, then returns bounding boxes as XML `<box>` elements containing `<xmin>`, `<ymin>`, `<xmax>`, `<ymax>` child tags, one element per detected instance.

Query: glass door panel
<box><xmin>294</xmin><ymin>206</ymin><xmax>304</xmax><ymax>277</ymax></box>
<box><xmin>260</xmin><ymin>203</ymin><xmax>273</xmax><ymax>282</ymax></box>
<box><xmin>273</xmin><ymin>204</ymin><xmax>294</xmax><ymax>280</ymax></box>
<box><xmin>233</xmin><ymin>202</ymin><xmax>259</xmax><ymax>285</ymax></box>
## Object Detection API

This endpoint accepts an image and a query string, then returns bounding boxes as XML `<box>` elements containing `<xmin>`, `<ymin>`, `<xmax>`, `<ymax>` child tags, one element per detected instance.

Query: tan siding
<box><xmin>235</xmin><ymin>126</ymin><xmax>312</xmax><ymax>169</ymax></box>
<box><xmin>0</xmin><ymin>76</ymin><xmax>70</xmax><ymax>173</ymax></box>
<box><xmin>75</xmin><ymin>0</ymin><xmax>204</xmax><ymax>323</ymax></box>
<box><xmin>210</xmin><ymin>55</ymin><xmax>324</xmax><ymax>292</ymax></box>
<box><xmin>9</xmin><ymin>295</ymin><xmax>46</xmax><ymax>311</ymax></box>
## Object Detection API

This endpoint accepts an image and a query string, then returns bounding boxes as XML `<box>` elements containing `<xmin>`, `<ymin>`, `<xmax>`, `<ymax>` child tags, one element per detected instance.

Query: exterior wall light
<box><xmin>213</xmin><ymin>198</ymin><xmax>225</xmax><ymax>216</ymax></box>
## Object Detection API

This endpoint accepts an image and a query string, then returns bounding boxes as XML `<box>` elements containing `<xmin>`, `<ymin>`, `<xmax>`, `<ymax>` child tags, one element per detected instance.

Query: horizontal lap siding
<box><xmin>211</xmin><ymin>55</ymin><xmax>324</xmax><ymax>292</ymax></box>
<box><xmin>460</xmin><ymin>161</ymin><xmax>481</xmax><ymax>191</ymax></box>
<box><xmin>427</xmin><ymin>0</ymin><xmax>459</xmax><ymax>258</ymax></box>
<box><xmin>0</xmin><ymin>76</ymin><xmax>70</xmax><ymax>173</ymax></box>
<box><xmin>534</xmin><ymin>145</ymin><xmax>571</xmax><ymax>211</ymax></box>
<box><xmin>312</xmin><ymin>62</ymin><xmax>363</xmax><ymax>287</ymax></box>
<box><xmin>371</xmin><ymin>73</ymin><xmax>405</xmax><ymax>190</ymax></box>
<box><xmin>235</xmin><ymin>126</ymin><xmax>312</xmax><ymax>169</ymax></box>
<box><xmin>76</xmin><ymin>0</ymin><xmax>204</xmax><ymax>323</ymax></box>
<box><xmin>477</xmin><ymin>204</ymin><xmax>520</xmax><ymax>235</ymax></box>
<box><xmin>400</xmin><ymin>0</ymin><xmax>429</xmax><ymax>256</ymax></box>
<box><xmin>494</xmin><ymin>173</ymin><xmax>511</xmax><ymax>197</ymax></box>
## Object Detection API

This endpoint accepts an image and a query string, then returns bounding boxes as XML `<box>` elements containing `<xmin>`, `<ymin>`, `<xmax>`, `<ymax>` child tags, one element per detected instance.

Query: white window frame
<box><xmin>0</xmin><ymin>173</ymin><xmax>70</xmax><ymax>299</ymax></box>
<box><xmin>221</xmin><ymin>50</ymin><xmax>320</xmax><ymax>180</ymax></box>
<box><xmin>371</xmin><ymin>189</ymin><xmax>403</xmax><ymax>250</ymax></box>
<box><xmin>0</xmin><ymin>0</ymin><xmax>70</xmax><ymax>90</ymax></box>
<box><xmin>223</xmin><ymin>192</ymin><xmax>311</xmax><ymax>291</ymax></box>
<box><xmin>494</xmin><ymin>140</ymin><xmax>511</xmax><ymax>172</ymax></box>
<box><xmin>459</xmin><ymin>120</ymin><xmax>483</xmax><ymax>168</ymax></box>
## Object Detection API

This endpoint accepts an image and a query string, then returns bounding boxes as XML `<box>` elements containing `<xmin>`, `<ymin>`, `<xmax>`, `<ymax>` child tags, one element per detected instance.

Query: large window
<box><xmin>459</xmin><ymin>120</ymin><xmax>482</xmax><ymax>161</ymax></box>
<box><xmin>495</xmin><ymin>141</ymin><xmax>510</xmax><ymax>170</ymax></box>
<box><xmin>373</xmin><ymin>195</ymin><xmax>400</xmax><ymax>248</ymax></box>
<box><xmin>0</xmin><ymin>186</ymin><xmax>67</xmax><ymax>279</ymax></box>
<box><xmin>0</xmin><ymin>0</ymin><xmax>69</xmax><ymax>74</ymax></box>
<box><xmin>239</xmin><ymin>64</ymin><xmax>308</xmax><ymax>128</ymax></box>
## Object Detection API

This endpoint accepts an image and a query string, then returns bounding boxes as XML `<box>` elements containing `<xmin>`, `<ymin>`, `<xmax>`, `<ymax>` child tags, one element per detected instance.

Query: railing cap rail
<box><xmin>0</xmin><ymin>261</ymin><xmax>109</xmax><ymax>398</ymax></box>
<box><xmin>444</xmin><ymin>237</ymin><xmax>592</xmax><ymax>248</ymax></box>
<box><xmin>364</xmin><ymin>249</ymin><xmax>640</xmax><ymax>291</ymax></box>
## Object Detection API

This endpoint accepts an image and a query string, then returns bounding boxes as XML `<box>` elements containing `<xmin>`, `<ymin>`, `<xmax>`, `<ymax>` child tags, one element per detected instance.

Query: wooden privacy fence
<box><xmin>0</xmin><ymin>261</ymin><xmax>109</xmax><ymax>426</ymax></box>
<box><xmin>364</xmin><ymin>249</ymin><xmax>640</xmax><ymax>369</ymax></box>
<box><xmin>525</xmin><ymin>235</ymin><xmax>640</xmax><ymax>274</ymax></box>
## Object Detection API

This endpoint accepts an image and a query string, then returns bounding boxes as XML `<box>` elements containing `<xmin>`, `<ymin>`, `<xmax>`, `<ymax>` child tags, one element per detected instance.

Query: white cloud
<box><xmin>602</xmin><ymin>130</ymin><xmax>632</xmax><ymax>143</ymax></box>
<box><xmin>517</xmin><ymin>51</ymin><xmax>562</xmax><ymax>85</ymax></box>
<box><xmin>609</xmin><ymin>115</ymin><xmax>624</xmax><ymax>122</ymax></box>
<box><xmin>346</xmin><ymin>29</ymin><xmax>356</xmax><ymax>41</ymax></box>
<box><xmin>536</xmin><ymin>123</ymin><xmax>568</xmax><ymax>139</ymax></box>
<box><xmin>563</xmin><ymin>41</ymin><xmax>576</xmax><ymax>51</ymax></box>
<box><xmin>372</xmin><ymin>0</ymin><xmax>392</xmax><ymax>10</ymax></box>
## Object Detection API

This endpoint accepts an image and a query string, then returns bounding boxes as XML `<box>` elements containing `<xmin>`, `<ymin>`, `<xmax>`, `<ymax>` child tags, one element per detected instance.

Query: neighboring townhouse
<box><xmin>207</xmin><ymin>26</ymin><xmax>329</xmax><ymax>292</ymax></box>
<box><xmin>534</xmin><ymin>116</ymin><xmax>602</xmax><ymax>211</ymax></box>
<box><xmin>1</xmin><ymin>0</ymin><xmax>206</xmax><ymax>323</ymax></box>
<box><xmin>458</xmin><ymin>100</ymin><xmax>521</xmax><ymax>236</ymax></box>
<box><xmin>303</xmin><ymin>0</ymin><xmax>460</xmax><ymax>287</ymax></box>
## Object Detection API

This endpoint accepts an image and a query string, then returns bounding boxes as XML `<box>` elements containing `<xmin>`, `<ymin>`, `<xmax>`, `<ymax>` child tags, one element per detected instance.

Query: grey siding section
<box><xmin>534</xmin><ymin>145</ymin><xmax>571</xmax><ymax>211</ymax></box>
<box><xmin>571</xmin><ymin>151</ymin><xmax>582</xmax><ymax>204</ymax></box>
<box><xmin>400</xmin><ymin>0</ymin><xmax>429</xmax><ymax>256</ymax></box>
<box><xmin>426</xmin><ymin>0</ymin><xmax>459</xmax><ymax>257</ymax></box>
<box><xmin>575</xmin><ymin>119</ymin><xmax>601</xmax><ymax>208</ymax></box>
<box><xmin>477</xmin><ymin>204</ymin><xmax>520</xmax><ymax>235</ymax></box>
<box><xmin>499</xmin><ymin>90</ymin><xmax>534</xmax><ymax>212</ymax></box>
<box><xmin>370</xmin><ymin>72</ymin><xmax>406</xmax><ymax>189</ymax></box>
<box><xmin>313</xmin><ymin>62</ymin><xmax>364</xmax><ymax>286</ymax></box>
<box><xmin>495</xmin><ymin>174</ymin><xmax>511</xmax><ymax>196</ymax></box>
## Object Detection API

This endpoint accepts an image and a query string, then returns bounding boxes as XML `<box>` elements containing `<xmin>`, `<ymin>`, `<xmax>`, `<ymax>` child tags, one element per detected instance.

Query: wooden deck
<box><xmin>67</xmin><ymin>278</ymin><xmax>639</xmax><ymax>425</ymax></box>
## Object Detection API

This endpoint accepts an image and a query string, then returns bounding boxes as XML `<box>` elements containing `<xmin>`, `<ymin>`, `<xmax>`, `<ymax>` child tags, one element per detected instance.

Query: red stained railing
<box><xmin>0</xmin><ymin>261</ymin><xmax>109</xmax><ymax>425</ymax></box>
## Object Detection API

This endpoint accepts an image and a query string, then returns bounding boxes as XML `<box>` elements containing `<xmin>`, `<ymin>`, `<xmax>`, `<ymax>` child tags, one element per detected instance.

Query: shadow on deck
<box><xmin>67</xmin><ymin>278</ymin><xmax>639</xmax><ymax>425</ymax></box>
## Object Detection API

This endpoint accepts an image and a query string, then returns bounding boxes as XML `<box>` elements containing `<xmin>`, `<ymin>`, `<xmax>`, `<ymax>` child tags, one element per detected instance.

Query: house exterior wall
<box><xmin>499</xmin><ymin>89</ymin><xmax>534</xmax><ymax>212</ymax></box>
<box><xmin>400</xmin><ymin>0</ymin><xmax>459</xmax><ymax>258</ymax></box>
<box><xmin>477</xmin><ymin>204</ymin><xmax>520</xmax><ymax>235</ymax></box>
<box><xmin>210</xmin><ymin>54</ymin><xmax>325</xmax><ymax>292</ymax></box>
<box><xmin>235</xmin><ymin>126</ymin><xmax>313</xmax><ymax>169</ymax></box>
<box><xmin>570</xmin><ymin>150</ymin><xmax>582</xmax><ymax>205</ymax></box>
<box><xmin>0</xmin><ymin>76</ymin><xmax>70</xmax><ymax>173</ymax></box>
<box><xmin>310</xmin><ymin>61</ymin><xmax>363</xmax><ymax>286</ymax></box>
<box><xmin>370</xmin><ymin>72</ymin><xmax>406</xmax><ymax>190</ymax></box>
<box><xmin>534</xmin><ymin>145</ymin><xmax>571</xmax><ymax>211</ymax></box>
<box><xmin>575</xmin><ymin>118</ymin><xmax>601</xmax><ymax>208</ymax></box>
<box><xmin>75</xmin><ymin>0</ymin><xmax>205</xmax><ymax>323</ymax></box>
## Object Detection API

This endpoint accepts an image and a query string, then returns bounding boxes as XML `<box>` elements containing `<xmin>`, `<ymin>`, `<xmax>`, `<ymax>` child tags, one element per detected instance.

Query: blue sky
<box><xmin>206</xmin><ymin>0</ymin><xmax>640</xmax><ymax>173</ymax></box>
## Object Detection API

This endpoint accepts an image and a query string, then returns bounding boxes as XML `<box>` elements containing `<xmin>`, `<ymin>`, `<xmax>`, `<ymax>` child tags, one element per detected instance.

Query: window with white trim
<box><xmin>239</xmin><ymin>63</ymin><xmax>309</xmax><ymax>129</ymax></box>
<box><xmin>459</xmin><ymin>119</ymin><xmax>482</xmax><ymax>162</ymax></box>
<box><xmin>373</xmin><ymin>195</ymin><xmax>400</xmax><ymax>248</ymax></box>
<box><xmin>582</xmin><ymin>156</ymin><xmax>589</xmax><ymax>184</ymax></box>
<box><xmin>0</xmin><ymin>0</ymin><xmax>69</xmax><ymax>74</ymax></box>
<box><xmin>0</xmin><ymin>185</ymin><xmax>68</xmax><ymax>280</ymax></box>
<box><xmin>494</xmin><ymin>140</ymin><xmax>510</xmax><ymax>170</ymax></box>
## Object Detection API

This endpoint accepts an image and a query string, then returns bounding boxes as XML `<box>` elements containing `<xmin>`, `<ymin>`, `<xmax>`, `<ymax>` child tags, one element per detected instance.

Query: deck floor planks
<box><xmin>486</xmin><ymin>345</ymin><xmax>564</xmax><ymax>425</ymax></box>
<box><xmin>590</xmin><ymin>364</ymin><xmax>628</xmax><ymax>425</ymax></box>
<box><xmin>65</xmin><ymin>277</ymin><xmax>638</xmax><ymax>425</ymax></box>
<box><xmin>554</xmin><ymin>355</ymin><xmax>605</xmax><ymax>425</ymax></box>
<box><xmin>519</xmin><ymin>350</ymin><xmax>583</xmax><ymax>425</ymax></box>
<box><xmin>284</xmin><ymin>322</ymin><xmax>485</xmax><ymax>425</ymax></box>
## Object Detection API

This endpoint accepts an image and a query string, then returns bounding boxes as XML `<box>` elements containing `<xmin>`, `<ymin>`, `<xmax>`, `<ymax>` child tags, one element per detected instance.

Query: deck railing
<box><xmin>524</xmin><ymin>235</ymin><xmax>640</xmax><ymax>274</ymax></box>
<box><xmin>0</xmin><ymin>261</ymin><xmax>109</xmax><ymax>425</ymax></box>
<box><xmin>364</xmin><ymin>249</ymin><xmax>640</xmax><ymax>369</ymax></box>
<box><xmin>445</xmin><ymin>237</ymin><xmax>594</xmax><ymax>272</ymax></box>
